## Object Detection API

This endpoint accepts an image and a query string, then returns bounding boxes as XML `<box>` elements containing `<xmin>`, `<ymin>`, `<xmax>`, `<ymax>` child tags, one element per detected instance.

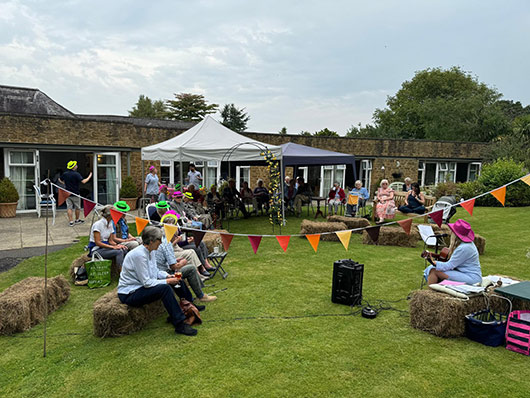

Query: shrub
<box><xmin>457</xmin><ymin>181</ymin><xmax>483</xmax><ymax>202</ymax></box>
<box><xmin>476</xmin><ymin>159</ymin><xmax>530</xmax><ymax>207</ymax></box>
<box><xmin>0</xmin><ymin>177</ymin><xmax>20</xmax><ymax>203</ymax></box>
<box><xmin>119</xmin><ymin>176</ymin><xmax>139</xmax><ymax>198</ymax></box>
<box><xmin>433</xmin><ymin>182</ymin><xmax>460</xmax><ymax>200</ymax></box>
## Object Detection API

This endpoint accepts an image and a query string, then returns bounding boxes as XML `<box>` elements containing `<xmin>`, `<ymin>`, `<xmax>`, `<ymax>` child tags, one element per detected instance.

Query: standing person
<box><xmin>117</xmin><ymin>226</ymin><xmax>198</xmax><ymax>336</ymax></box>
<box><xmin>327</xmin><ymin>182</ymin><xmax>345</xmax><ymax>215</ymax></box>
<box><xmin>187</xmin><ymin>164</ymin><xmax>203</xmax><ymax>188</ymax></box>
<box><xmin>59</xmin><ymin>160</ymin><xmax>92</xmax><ymax>227</ymax></box>
<box><xmin>144</xmin><ymin>166</ymin><xmax>160</xmax><ymax>203</ymax></box>
<box><xmin>375</xmin><ymin>179</ymin><xmax>396</xmax><ymax>223</ymax></box>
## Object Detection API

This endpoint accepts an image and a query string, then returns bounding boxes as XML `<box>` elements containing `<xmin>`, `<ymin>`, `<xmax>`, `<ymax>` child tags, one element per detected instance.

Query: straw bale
<box><xmin>299</xmin><ymin>220</ymin><xmax>347</xmax><ymax>242</ymax></box>
<box><xmin>327</xmin><ymin>216</ymin><xmax>370</xmax><ymax>232</ymax></box>
<box><xmin>203</xmin><ymin>229</ymin><xmax>227</xmax><ymax>252</ymax></box>
<box><xmin>474</xmin><ymin>234</ymin><xmax>486</xmax><ymax>255</ymax></box>
<box><xmin>93</xmin><ymin>289</ymin><xmax>165</xmax><ymax>337</ymax></box>
<box><xmin>0</xmin><ymin>275</ymin><xmax>70</xmax><ymax>335</ymax></box>
<box><xmin>69</xmin><ymin>253</ymin><xmax>120</xmax><ymax>282</ymax></box>
<box><xmin>362</xmin><ymin>226</ymin><xmax>419</xmax><ymax>247</ymax></box>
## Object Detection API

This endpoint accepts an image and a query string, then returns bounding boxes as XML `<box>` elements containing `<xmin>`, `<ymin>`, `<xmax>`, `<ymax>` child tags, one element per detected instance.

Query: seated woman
<box><xmin>207</xmin><ymin>185</ymin><xmax>225</xmax><ymax>220</ymax></box>
<box><xmin>285</xmin><ymin>179</ymin><xmax>297</xmax><ymax>212</ymax></box>
<box><xmin>398</xmin><ymin>182</ymin><xmax>426</xmax><ymax>214</ymax></box>
<box><xmin>117</xmin><ymin>226</ymin><xmax>197</xmax><ymax>336</ymax></box>
<box><xmin>424</xmin><ymin>219</ymin><xmax>482</xmax><ymax>285</ymax></box>
<box><xmin>327</xmin><ymin>181</ymin><xmax>345</xmax><ymax>215</ymax></box>
<box><xmin>402</xmin><ymin>177</ymin><xmax>412</xmax><ymax>192</ymax></box>
<box><xmin>147</xmin><ymin>200</ymin><xmax>171</xmax><ymax>224</ymax></box>
<box><xmin>113</xmin><ymin>201</ymin><xmax>142</xmax><ymax>250</ymax></box>
<box><xmin>253</xmin><ymin>179</ymin><xmax>270</xmax><ymax>213</ymax></box>
<box><xmin>240</xmin><ymin>181</ymin><xmax>257</xmax><ymax>213</ymax></box>
<box><xmin>158</xmin><ymin>185</ymin><xmax>169</xmax><ymax>202</ymax></box>
<box><xmin>87</xmin><ymin>205</ymin><xmax>127</xmax><ymax>269</ymax></box>
<box><xmin>346</xmin><ymin>180</ymin><xmax>369</xmax><ymax>216</ymax></box>
<box><xmin>375</xmin><ymin>179</ymin><xmax>396</xmax><ymax>223</ymax></box>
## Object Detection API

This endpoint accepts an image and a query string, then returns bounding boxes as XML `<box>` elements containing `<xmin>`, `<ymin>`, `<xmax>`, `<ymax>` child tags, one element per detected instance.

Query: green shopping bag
<box><xmin>86</xmin><ymin>251</ymin><xmax>112</xmax><ymax>289</ymax></box>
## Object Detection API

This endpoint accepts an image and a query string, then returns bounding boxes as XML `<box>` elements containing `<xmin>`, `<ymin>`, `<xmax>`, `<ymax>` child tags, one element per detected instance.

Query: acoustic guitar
<box><xmin>421</xmin><ymin>247</ymin><xmax>449</xmax><ymax>266</ymax></box>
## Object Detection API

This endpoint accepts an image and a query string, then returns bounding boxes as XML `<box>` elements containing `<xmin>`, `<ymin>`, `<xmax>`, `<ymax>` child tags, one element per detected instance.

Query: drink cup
<box><xmin>214</xmin><ymin>246</ymin><xmax>219</xmax><ymax>253</ymax></box>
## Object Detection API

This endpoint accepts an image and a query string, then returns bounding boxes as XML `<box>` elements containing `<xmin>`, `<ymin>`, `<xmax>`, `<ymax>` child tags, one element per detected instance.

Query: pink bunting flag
<box><xmin>57</xmin><ymin>188</ymin><xmax>70</xmax><ymax>206</ymax></box>
<box><xmin>276</xmin><ymin>235</ymin><xmax>290</xmax><ymax>252</ymax></box>
<box><xmin>221</xmin><ymin>234</ymin><xmax>234</xmax><ymax>251</ymax></box>
<box><xmin>248</xmin><ymin>235</ymin><xmax>263</xmax><ymax>254</ymax></box>
<box><xmin>397</xmin><ymin>218</ymin><xmax>413</xmax><ymax>235</ymax></box>
<box><xmin>429</xmin><ymin>209</ymin><xmax>444</xmax><ymax>227</ymax></box>
<box><xmin>83</xmin><ymin>199</ymin><xmax>96</xmax><ymax>218</ymax></box>
<box><xmin>460</xmin><ymin>199</ymin><xmax>475</xmax><ymax>217</ymax></box>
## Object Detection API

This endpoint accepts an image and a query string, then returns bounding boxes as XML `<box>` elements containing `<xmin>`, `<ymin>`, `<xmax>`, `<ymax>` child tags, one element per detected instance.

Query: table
<box><xmin>312</xmin><ymin>196</ymin><xmax>326</xmax><ymax>219</ymax></box>
<box><xmin>207</xmin><ymin>252</ymin><xmax>228</xmax><ymax>279</ymax></box>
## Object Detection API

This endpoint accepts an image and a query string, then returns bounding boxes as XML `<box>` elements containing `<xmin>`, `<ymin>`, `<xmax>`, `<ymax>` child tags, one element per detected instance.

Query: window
<box><xmin>418</xmin><ymin>161</ymin><xmax>425</xmax><ymax>186</ymax></box>
<box><xmin>420</xmin><ymin>160</ymin><xmax>457</xmax><ymax>186</ymax></box>
<box><xmin>6</xmin><ymin>150</ymin><xmax>37</xmax><ymax>210</ymax></box>
<box><xmin>360</xmin><ymin>160</ymin><xmax>372</xmax><ymax>194</ymax></box>
<box><xmin>205</xmin><ymin>160</ymin><xmax>219</xmax><ymax>188</ymax></box>
<box><xmin>319</xmin><ymin>165</ymin><xmax>346</xmax><ymax>196</ymax></box>
<box><xmin>468</xmin><ymin>162</ymin><xmax>481</xmax><ymax>182</ymax></box>
<box><xmin>438</xmin><ymin>162</ymin><xmax>456</xmax><ymax>183</ymax></box>
<box><xmin>236</xmin><ymin>166</ymin><xmax>250</xmax><ymax>190</ymax></box>
<box><xmin>160</xmin><ymin>160</ymin><xmax>171</xmax><ymax>185</ymax></box>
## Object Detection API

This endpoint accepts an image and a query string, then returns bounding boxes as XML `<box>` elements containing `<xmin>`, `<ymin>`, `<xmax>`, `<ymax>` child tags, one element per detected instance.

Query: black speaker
<box><xmin>331</xmin><ymin>259</ymin><xmax>364</xmax><ymax>306</ymax></box>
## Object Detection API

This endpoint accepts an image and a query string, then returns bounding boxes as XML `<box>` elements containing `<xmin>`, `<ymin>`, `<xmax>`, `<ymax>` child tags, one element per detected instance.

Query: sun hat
<box><xmin>448</xmin><ymin>219</ymin><xmax>475</xmax><ymax>243</ymax></box>
<box><xmin>160</xmin><ymin>210</ymin><xmax>180</xmax><ymax>224</ymax></box>
<box><xmin>172</xmin><ymin>191</ymin><xmax>183</xmax><ymax>198</ymax></box>
<box><xmin>67</xmin><ymin>160</ymin><xmax>77</xmax><ymax>170</ymax></box>
<box><xmin>155</xmin><ymin>201</ymin><xmax>170</xmax><ymax>209</ymax></box>
<box><xmin>159</xmin><ymin>184</ymin><xmax>167</xmax><ymax>192</ymax></box>
<box><xmin>149</xmin><ymin>166</ymin><xmax>155</xmax><ymax>171</ymax></box>
<box><xmin>183</xmin><ymin>192</ymin><xmax>193</xmax><ymax>200</ymax></box>
<box><xmin>113</xmin><ymin>201</ymin><xmax>130</xmax><ymax>212</ymax></box>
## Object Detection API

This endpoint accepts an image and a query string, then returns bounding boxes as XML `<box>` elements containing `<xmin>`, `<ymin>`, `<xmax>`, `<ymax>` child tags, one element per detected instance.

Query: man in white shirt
<box><xmin>187</xmin><ymin>163</ymin><xmax>202</xmax><ymax>187</ymax></box>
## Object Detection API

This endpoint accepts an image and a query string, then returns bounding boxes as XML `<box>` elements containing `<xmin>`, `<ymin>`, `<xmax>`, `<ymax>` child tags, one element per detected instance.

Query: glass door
<box><xmin>94</xmin><ymin>152</ymin><xmax>120</xmax><ymax>205</ymax></box>
<box><xmin>4</xmin><ymin>149</ymin><xmax>39</xmax><ymax>211</ymax></box>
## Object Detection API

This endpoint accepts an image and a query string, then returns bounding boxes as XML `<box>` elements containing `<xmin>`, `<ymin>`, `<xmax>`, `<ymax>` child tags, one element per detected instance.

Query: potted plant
<box><xmin>0</xmin><ymin>177</ymin><xmax>20</xmax><ymax>218</ymax></box>
<box><xmin>120</xmin><ymin>176</ymin><xmax>139</xmax><ymax>210</ymax></box>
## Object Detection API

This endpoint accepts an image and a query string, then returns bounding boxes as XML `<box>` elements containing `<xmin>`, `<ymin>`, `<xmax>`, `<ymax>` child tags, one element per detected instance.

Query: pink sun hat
<box><xmin>447</xmin><ymin>219</ymin><xmax>475</xmax><ymax>242</ymax></box>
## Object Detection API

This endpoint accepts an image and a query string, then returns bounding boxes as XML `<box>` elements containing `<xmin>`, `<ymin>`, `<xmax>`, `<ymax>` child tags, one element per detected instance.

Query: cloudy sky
<box><xmin>1</xmin><ymin>0</ymin><xmax>529</xmax><ymax>134</ymax></box>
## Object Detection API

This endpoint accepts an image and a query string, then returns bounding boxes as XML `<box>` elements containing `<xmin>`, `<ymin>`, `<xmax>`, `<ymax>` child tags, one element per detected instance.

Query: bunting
<box><xmin>221</xmin><ymin>234</ymin><xmax>234</xmax><ymax>251</ymax></box>
<box><xmin>397</xmin><ymin>218</ymin><xmax>413</xmax><ymax>235</ymax></box>
<box><xmin>248</xmin><ymin>235</ymin><xmax>263</xmax><ymax>254</ymax></box>
<box><xmin>306</xmin><ymin>234</ymin><xmax>321</xmax><ymax>252</ymax></box>
<box><xmin>335</xmin><ymin>230</ymin><xmax>352</xmax><ymax>251</ymax></box>
<box><xmin>522</xmin><ymin>175</ymin><xmax>530</xmax><ymax>186</ymax></box>
<box><xmin>429</xmin><ymin>209</ymin><xmax>444</xmax><ymax>227</ymax></box>
<box><xmin>135</xmin><ymin>217</ymin><xmax>149</xmax><ymax>235</ymax></box>
<box><xmin>276</xmin><ymin>235</ymin><xmax>291</xmax><ymax>252</ymax></box>
<box><xmin>83</xmin><ymin>199</ymin><xmax>96</xmax><ymax>218</ymax></box>
<box><xmin>192</xmin><ymin>230</ymin><xmax>206</xmax><ymax>246</ymax></box>
<box><xmin>460</xmin><ymin>199</ymin><xmax>475</xmax><ymax>217</ymax></box>
<box><xmin>491</xmin><ymin>186</ymin><xmax>506</xmax><ymax>206</ymax></box>
<box><xmin>110</xmin><ymin>209</ymin><xmax>123</xmax><ymax>226</ymax></box>
<box><xmin>57</xmin><ymin>188</ymin><xmax>70</xmax><ymax>206</ymax></box>
<box><xmin>164</xmin><ymin>224</ymin><xmax>178</xmax><ymax>242</ymax></box>
<box><xmin>366</xmin><ymin>226</ymin><xmax>380</xmax><ymax>243</ymax></box>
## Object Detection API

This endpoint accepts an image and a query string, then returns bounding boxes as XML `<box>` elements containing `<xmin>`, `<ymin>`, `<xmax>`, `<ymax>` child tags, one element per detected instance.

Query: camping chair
<box><xmin>417</xmin><ymin>224</ymin><xmax>448</xmax><ymax>289</ymax></box>
<box><xmin>145</xmin><ymin>203</ymin><xmax>158</xmax><ymax>225</ymax></box>
<box><xmin>137</xmin><ymin>198</ymin><xmax>151</xmax><ymax>218</ymax></box>
<box><xmin>33</xmin><ymin>184</ymin><xmax>56</xmax><ymax>225</ymax></box>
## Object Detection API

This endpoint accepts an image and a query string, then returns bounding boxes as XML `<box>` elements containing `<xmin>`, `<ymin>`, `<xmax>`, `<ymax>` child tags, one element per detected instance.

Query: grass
<box><xmin>1</xmin><ymin>206</ymin><xmax>529</xmax><ymax>398</ymax></box>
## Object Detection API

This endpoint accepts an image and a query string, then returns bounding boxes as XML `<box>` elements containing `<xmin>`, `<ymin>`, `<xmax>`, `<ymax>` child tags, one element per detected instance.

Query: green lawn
<box><xmin>1</xmin><ymin>207</ymin><xmax>529</xmax><ymax>398</ymax></box>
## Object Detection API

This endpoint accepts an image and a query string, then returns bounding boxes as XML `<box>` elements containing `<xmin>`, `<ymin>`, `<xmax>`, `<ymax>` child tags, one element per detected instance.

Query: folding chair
<box><xmin>33</xmin><ymin>184</ymin><xmax>56</xmax><ymax>225</ymax></box>
<box><xmin>207</xmin><ymin>252</ymin><xmax>229</xmax><ymax>279</ymax></box>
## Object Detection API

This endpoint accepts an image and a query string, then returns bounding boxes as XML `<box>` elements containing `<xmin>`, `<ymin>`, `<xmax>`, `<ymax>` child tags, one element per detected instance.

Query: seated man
<box><xmin>117</xmin><ymin>226</ymin><xmax>197</xmax><ymax>336</ymax></box>
<box><xmin>170</xmin><ymin>191</ymin><xmax>201</xmax><ymax>229</ymax></box>
<box><xmin>293</xmin><ymin>177</ymin><xmax>312</xmax><ymax>217</ymax></box>
<box><xmin>253</xmin><ymin>179</ymin><xmax>270</xmax><ymax>212</ymax></box>
<box><xmin>222</xmin><ymin>178</ymin><xmax>249</xmax><ymax>218</ymax></box>
<box><xmin>147</xmin><ymin>200</ymin><xmax>171</xmax><ymax>224</ymax></box>
<box><xmin>346</xmin><ymin>180</ymin><xmax>370</xmax><ymax>216</ymax></box>
<box><xmin>182</xmin><ymin>192</ymin><xmax>206</xmax><ymax>229</ymax></box>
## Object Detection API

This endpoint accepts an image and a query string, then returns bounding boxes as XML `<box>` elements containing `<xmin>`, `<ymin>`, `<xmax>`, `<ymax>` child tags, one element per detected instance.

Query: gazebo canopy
<box><xmin>280</xmin><ymin>142</ymin><xmax>355</xmax><ymax>166</ymax></box>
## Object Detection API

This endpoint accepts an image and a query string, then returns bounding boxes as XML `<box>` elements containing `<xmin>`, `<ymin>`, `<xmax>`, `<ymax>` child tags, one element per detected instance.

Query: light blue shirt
<box><xmin>145</xmin><ymin>173</ymin><xmax>159</xmax><ymax>195</ymax></box>
<box><xmin>436</xmin><ymin>242</ymin><xmax>482</xmax><ymax>279</ymax></box>
<box><xmin>349</xmin><ymin>187</ymin><xmax>370</xmax><ymax>200</ymax></box>
<box><xmin>155</xmin><ymin>239</ymin><xmax>177</xmax><ymax>272</ymax></box>
<box><xmin>117</xmin><ymin>245</ymin><xmax>169</xmax><ymax>295</ymax></box>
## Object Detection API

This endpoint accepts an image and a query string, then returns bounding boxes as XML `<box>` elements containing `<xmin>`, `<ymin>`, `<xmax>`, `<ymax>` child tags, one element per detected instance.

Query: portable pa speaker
<box><xmin>331</xmin><ymin>259</ymin><xmax>364</xmax><ymax>306</ymax></box>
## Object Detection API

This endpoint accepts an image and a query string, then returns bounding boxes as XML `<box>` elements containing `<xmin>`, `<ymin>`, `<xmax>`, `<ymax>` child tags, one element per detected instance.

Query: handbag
<box><xmin>179</xmin><ymin>299</ymin><xmax>202</xmax><ymax>326</ymax></box>
<box><xmin>505</xmin><ymin>310</ymin><xmax>530</xmax><ymax>356</ymax></box>
<box><xmin>85</xmin><ymin>251</ymin><xmax>112</xmax><ymax>289</ymax></box>
<box><xmin>74</xmin><ymin>265</ymin><xmax>88</xmax><ymax>286</ymax></box>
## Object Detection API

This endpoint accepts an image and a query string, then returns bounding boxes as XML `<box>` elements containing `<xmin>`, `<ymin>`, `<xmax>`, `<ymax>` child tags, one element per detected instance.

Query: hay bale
<box><xmin>69</xmin><ymin>254</ymin><xmax>91</xmax><ymax>282</ymax></box>
<box><xmin>93</xmin><ymin>289</ymin><xmax>165</xmax><ymax>337</ymax></box>
<box><xmin>362</xmin><ymin>226</ymin><xmax>419</xmax><ymax>247</ymax></box>
<box><xmin>0</xmin><ymin>275</ymin><xmax>70</xmax><ymax>335</ymax></box>
<box><xmin>474</xmin><ymin>234</ymin><xmax>486</xmax><ymax>255</ymax></box>
<box><xmin>203</xmin><ymin>229</ymin><xmax>227</xmax><ymax>252</ymax></box>
<box><xmin>299</xmin><ymin>220</ymin><xmax>348</xmax><ymax>242</ymax></box>
<box><xmin>327</xmin><ymin>215</ymin><xmax>370</xmax><ymax>232</ymax></box>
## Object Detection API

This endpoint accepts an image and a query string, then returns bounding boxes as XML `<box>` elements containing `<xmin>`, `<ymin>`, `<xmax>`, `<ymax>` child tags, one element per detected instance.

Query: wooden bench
<box><xmin>372</xmin><ymin>191</ymin><xmax>436</xmax><ymax>222</ymax></box>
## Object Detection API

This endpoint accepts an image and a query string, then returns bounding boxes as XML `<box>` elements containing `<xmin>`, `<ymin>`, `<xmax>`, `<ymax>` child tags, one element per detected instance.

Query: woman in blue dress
<box><xmin>398</xmin><ymin>182</ymin><xmax>426</xmax><ymax>214</ymax></box>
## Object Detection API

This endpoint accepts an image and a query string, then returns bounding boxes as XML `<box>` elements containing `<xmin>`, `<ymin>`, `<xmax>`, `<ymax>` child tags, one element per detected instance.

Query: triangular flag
<box><xmin>221</xmin><ymin>234</ymin><xmax>234</xmax><ymax>251</ymax></box>
<box><xmin>490</xmin><ymin>186</ymin><xmax>506</xmax><ymax>206</ymax></box>
<box><xmin>192</xmin><ymin>230</ymin><xmax>206</xmax><ymax>246</ymax></box>
<box><xmin>429</xmin><ymin>209</ymin><xmax>444</xmax><ymax>227</ymax></box>
<box><xmin>110</xmin><ymin>208</ymin><xmax>123</xmax><ymax>226</ymax></box>
<box><xmin>366</xmin><ymin>226</ymin><xmax>381</xmax><ymax>243</ymax></box>
<box><xmin>521</xmin><ymin>174</ymin><xmax>530</xmax><ymax>186</ymax></box>
<box><xmin>164</xmin><ymin>224</ymin><xmax>178</xmax><ymax>242</ymax></box>
<box><xmin>276</xmin><ymin>235</ymin><xmax>291</xmax><ymax>252</ymax></box>
<box><xmin>336</xmin><ymin>230</ymin><xmax>352</xmax><ymax>251</ymax></box>
<box><xmin>248</xmin><ymin>235</ymin><xmax>263</xmax><ymax>254</ymax></box>
<box><xmin>397</xmin><ymin>218</ymin><xmax>413</xmax><ymax>235</ymax></box>
<box><xmin>83</xmin><ymin>199</ymin><xmax>96</xmax><ymax>218</ymax></box>
<box><xmin>306</xmin><ymin>234</ymin><xmax>321</xmax><ymax>252</ymax></box>
<box><xmin>57</xmin><ymin>188</ymin><xmax>70</xmax><ymax>206</ymax></box>
<box><xmin>135</xmin><ymin>217</ymin><xmax>149</xmax><ymax>235</ymax></box>
<box><xmin>460</xmin><ymin>199</ymin><xmax>475</xmax><ymax>217</ymax></box>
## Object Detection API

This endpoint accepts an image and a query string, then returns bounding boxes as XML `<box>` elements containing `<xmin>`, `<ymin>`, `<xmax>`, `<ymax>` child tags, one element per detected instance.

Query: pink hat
<box><xmin>149</xmin><ymin>166</ymin><xmax>155</xmax><ymax>171</ymax></box>
<box><xmin>448</xmin><ymin>219</ymin><xmax>475</xmax><ymax>243</ymax></box>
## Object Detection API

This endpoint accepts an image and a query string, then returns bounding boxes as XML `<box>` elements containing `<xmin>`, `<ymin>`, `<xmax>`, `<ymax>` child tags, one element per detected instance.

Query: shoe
<box><xmin>75</xmin><ymin>219</ymin><xmax>85</xmax><ymax>224</ymax></box>
<box><xmin>193</xmin><ymin>304</ymin><xmax>206</xmax><ymax>311</ymax></box>
<box><xmin>200</xmin><ymin>270</ymin><xmax>211</xmax><ymax>277</ymax></box>
<box><xmin>69</xmin><ymin>221</ymin><xmax>74</xmax><ymax>227</ymax></box>
<box><xmin>175</xmin><ymin>322</ymin><xmax>198</xmax><ymax>336</ymax></box>
<box><xmin>199</xmin><ymin>294</ymin><xmax>217</xmax><ymax>302</ymax></box>
<box><xmin>199</xmin><ymin>275</ymin><xmax>209</xmax><ymax>282</ymax></box>
<box><xmin>204</xmin><ymin>266</ymin><xmax>217</xmax><ymax>272</ymax></box>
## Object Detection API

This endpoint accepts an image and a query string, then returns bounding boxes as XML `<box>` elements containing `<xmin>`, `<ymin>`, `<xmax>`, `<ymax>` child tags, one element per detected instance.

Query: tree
<box><xmin>313</xmin><ymin>128</ymin><xmax>339</xmax><ymax>137</ymax></box>
<box><xmin>279</xmin><ymin>127</ymin><xmax>287</xmax><ymax>135</ymax></box>
<box><xmin>165</xmin><ymin>93</ymin><xmax>218</xmax><ymax>121</ymax></box>
<box><xmin>128</xmin><ymin>95</ymin><xmax>167</xmax><ymax>119</ymax></box>
<box><xmin>497</xmin><ymin>100</ymin><xmax>530</xmax><ymax>122</ymax></box>
<box><xmin>220</xmin><ymin>103</ymin><xmax>250</xmax><ymax>132</ymax></box>
<box><xmin>485</xmin><ymin>114</ymin><xmax>530</xmax><ymax>170</ymax></box>
<box><xmin>373</xmin><ymin>67</ymin><xmax>509</xmax><ymax>141</ymax></box>
<box><xmin>345</xmin><ymin>123</ymin><xmax>384</xmax><ymax>138</ymax></box>
<box><xmin>299</xmin><ymin>131</ymin><xmax>312</xmax><ymax>136</ymax></box>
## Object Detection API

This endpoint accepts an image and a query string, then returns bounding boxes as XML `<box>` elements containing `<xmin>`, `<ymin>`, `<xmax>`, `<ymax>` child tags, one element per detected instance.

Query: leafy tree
<box><xmin>279</xmin><ymin>127</ymin><xmax>287</xmax><ymax>135</ymax></box>
<box><xmin>313</xmin><ymin>128</ymin><xmax>339</xmax><ymax>137</ymax></box>
<box><xmin>497</xmin><ymin>100</ymin><xmax>530</xmax><ymax>122</ymax></box>
<box><xmin>373</xmin><ymin>67</ymin><xmax>509</xmax><ymax>141</ymax></box>
<box><xmin>486</xmin><ymin>114</ymin><xmax>530</xmax><ymax>170</ymax></box>
<box><xmin>299</xmin><ymin>131</ymin><xmax>312</xmax><ymax>136</ymax></box>
<box><xmin>166</xmin><ymin>93</ymin><xmax>218</xmax><ymax>121</ymax></box>
<box><xmin>128</xmin><ymin>95</ymin><xmax>167</xmax><ymax>119</ymax></box>
<box><xmin>345</xmin><ymin>123</ymin><xmax>384</xmax><ymax>138</ymax></box>
<box><xmin>220</xmin><ymin>103</ymin><xmax>250</xmax><ymax>132</ymax></box>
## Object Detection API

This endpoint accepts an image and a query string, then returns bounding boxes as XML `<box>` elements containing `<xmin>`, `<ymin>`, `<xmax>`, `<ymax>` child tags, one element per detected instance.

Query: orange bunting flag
<box><xmin>57</xmin><ymin>189</ymin><xmax>70</xmax><ymax>206</ymax></box>
<box><xmin>110</xmin><ymin>208</ymin><xmax>123</xmax><ymax>226</ymax></box>
<box><xmin>248</xmin><ymin>235</ymin><xmax>262</xmax><ymax>254</ymax></box>
<box><xmin>521</xmin><ymin>174</ymin><xmax>530</xmax><ymax>186</ymax></box>
<box><xmin>491</xmin><ymin>186</ymin><xmax>506</xmax><ymax>206</ymax></box>
<box><xmin>335</xmin><ymin>230</ymin><xmax>352</xmax><ymax>251</ymax></box>
<box><xmin>163</xmin><ymin>224</ymin><xmax>178</xmax><ymax>242</ymax></box>
<box><xmin>135</xmin><ymin>217</ymin><xmax>149</xmax><ymax>235</ymax></box>
<box><xmin>460</xmin><ymin>199</ymin><xmax>475</xmax><ymax>216</ymax></box>
<box><xmin>221</xmin><ymin>234</ymin><xmax>234</xmax><ymax>251</ymax></box>
<box><xmin>306</xmin><ymin>234</ymin><xmax>321</xmax><ymax>253</ymax></box>
<box><xmin>276</xmin><ymin>235</ymin><xmax>291</xmax><ymax>252</ymax></box>
<box><xmin>397</xmin><ymin>218</ymin><xmax>413</xmax><ymax>235</ymax></box>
